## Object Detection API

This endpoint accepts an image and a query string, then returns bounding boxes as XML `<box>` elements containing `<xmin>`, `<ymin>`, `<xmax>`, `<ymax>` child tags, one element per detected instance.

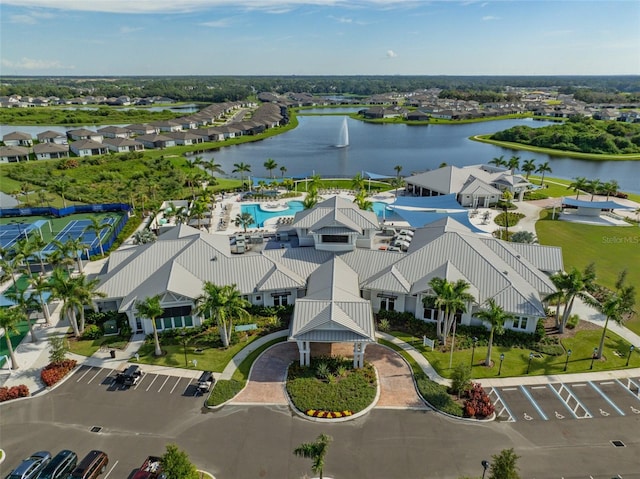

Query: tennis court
<box><xmin>40</xmin><ymin>217</ymin><xmax>117</xmax><ymax>255</ymax></box>
<box><xmin>0</xmin><ymin>220</ymin><xmax>48</xmax><ymax>250</ymax></box>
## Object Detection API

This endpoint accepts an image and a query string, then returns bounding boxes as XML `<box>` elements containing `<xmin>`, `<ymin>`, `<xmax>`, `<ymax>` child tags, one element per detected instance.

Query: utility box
<box><xmin>103</xmin><ymin>319</ymin><xmax>118</xmax><ymax>336</ymax></box>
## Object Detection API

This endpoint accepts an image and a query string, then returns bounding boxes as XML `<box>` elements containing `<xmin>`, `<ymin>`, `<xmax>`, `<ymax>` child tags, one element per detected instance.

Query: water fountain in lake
<box><xmin>335</xmin><ymin>117</ymin><xmax>349</xmax><ymax>148</ymax></box>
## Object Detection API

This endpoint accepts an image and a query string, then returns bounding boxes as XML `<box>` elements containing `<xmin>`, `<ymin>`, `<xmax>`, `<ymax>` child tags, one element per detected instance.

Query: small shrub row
<box><xmin>415</xmin><ymin>373</ymin><xmax>463</xmax><ymax>417</ymax></box>
<box><xmin>207</xmin><ymin>379</ymin><xmax>245</xmax><ymax>407</ymax></box>
<box><xmin>463</xmin><ymin>383</ymin><xmax>495</xmax><ymax>419</ymax></box>
<box><xmin>41</xmin><ymin>359</ymin><xmax>77</xmax><ymax>387</ymax></box>
<box><xmin>0</xmin><ymin>384</ymin><xmax>30</xmax><ymax>402</ymax></box>
<box><xmin>82</xmin><ymin>324</ymin><xmax>103</xmax><ymax>340</ymax></box>
<box><xmin>306</xmin><ymin>409</ymin><xmax>353</xmax><ymax>419</ymax></box>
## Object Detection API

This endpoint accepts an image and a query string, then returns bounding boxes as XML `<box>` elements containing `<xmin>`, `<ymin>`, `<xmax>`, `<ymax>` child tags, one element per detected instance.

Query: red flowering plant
<box><xmin>41</xmin><ymin>359</ymin><xmax>78</xmax><ymax>387</ymax></box>
<box><xmin>463</xmin><ymin>383</ymin><xmax>495</xmax><ymax>419</ymax></box>
<box><xmin>0</xmin><ymin>384</ymin><xmax>30</xmax><ymax>402</ymax></box>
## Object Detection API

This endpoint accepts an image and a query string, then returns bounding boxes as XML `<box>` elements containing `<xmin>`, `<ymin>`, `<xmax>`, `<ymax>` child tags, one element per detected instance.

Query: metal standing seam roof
<box><xmin>561</xmin><ymin>197</ymin><xmax>635</xmax><ymax>210</ymax></box>
<box><xmin>507</xmin><ymin>242</ymin><xmax>564</xmax><ymax>273</ymax></box>
<box><xmin>292</xmin><ymin>196</ymin><xmax>379</xmax><ymax>231</ymax></box>
<box><xmin>458</xmin><ymin>177</ymin><xmax>502</xmax><ymax>196</ymax></box>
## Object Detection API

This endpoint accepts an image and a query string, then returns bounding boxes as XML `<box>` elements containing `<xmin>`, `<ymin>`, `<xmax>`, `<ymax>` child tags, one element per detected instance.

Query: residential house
<box><xmin>67</xmin><ymin>128</ymin><xmax>104</xmax><ymax>142</ymax></box>
<box><xmin>126</xmin><ymin>124</ymin><xmax>160</xmax><ymax>136</ymax></box>
<box><xmin>135</xmin><ymin>134</ymin><xmax>176</xmax><ymax>149</ymax></box>
<box><xmin>165</xmin><ymin>131</ymin><xmax>205</xmax><ymax>146</ymax></box>
<box><xmin>102</xmin><ymin>137</ymin><xmax>145</xmax><ymax>153</ymax></box>
<box><xmin>37</xmin><ymin>130</ymin><xmax>67</xmax><ymax>144</ymax></box>
<box><xmin>33</xmin><ymin>143</ymin><xmax>70</xmax><ymax>160</ymax></box>
<box><xmin>0</xmin><ymin>145</ymin><xmax>30</xmax><ymax>163</ymax></box>
<box><xmin>70</xmin><ymin>139</ymin><xmax>109</xmax><ymax>157</ymax></box>
<box><xmin>2</xmin><ymin>131</ymin><xmax>33</xmax><ymax>147</ymax></box>
<box><xmin>149</xmin><ymin>120</ymin><xmax>182</xmax><ymax>133</ymax></box>
<box><xmin>97</xmin><ymin>126</ymin><xmax>131</xmax><ymax>139</ymax></box>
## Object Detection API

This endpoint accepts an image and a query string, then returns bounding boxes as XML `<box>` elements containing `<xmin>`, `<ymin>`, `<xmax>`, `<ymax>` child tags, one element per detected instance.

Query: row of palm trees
<box><xmin>567</xmin><ymin>176</ymin><xmax>620</xmax><ymax>201</ymax></box>
<box><xmin>489</xmin><ymin>155</ymin><xmax>553</xmax><ymax>185</ymax></box>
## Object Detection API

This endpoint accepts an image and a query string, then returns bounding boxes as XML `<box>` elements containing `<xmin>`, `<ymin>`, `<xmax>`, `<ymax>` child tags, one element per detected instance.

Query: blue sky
<box><xmin>1</xmin><ymin>0</ymin><xmax>638</xmax><ymax>76</ymax></box>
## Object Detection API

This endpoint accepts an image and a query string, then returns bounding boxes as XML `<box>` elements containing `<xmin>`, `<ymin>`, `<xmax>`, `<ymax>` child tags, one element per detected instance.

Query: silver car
<box><xmin>4</xmin><ymin>451</ymin><xmax>51</xmax><ymax>479</ymax></box>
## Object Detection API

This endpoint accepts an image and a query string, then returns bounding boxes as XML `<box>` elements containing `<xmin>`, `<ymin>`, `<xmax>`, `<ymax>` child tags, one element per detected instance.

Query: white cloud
<box><xmin>119</xmin><ymin>26</ymin><xmax>143</xmax><ymax>34</ymax></box>
<box><xmin>330</xmin><ymin>15</ymin><xmax>353</xmax><ymax>23</ymax></box>
<box><xmin>200</xmin><ymin>18</ymin><xmax>234</xmax><ymax>27</ymax></box>
<box><xmin>1</xmin><ymin>57</ymin><xmax>74</xmax><ymax>70</ymax></box>
<box><xmin>386</xmin><ymin>50</ymin><xmax>398</xmax><ymax>58</ymax></box>
<box><xmin>482</xmin><ymin>15</ymin><xmax>500</xmax><ymax>21</ymax></box>
<box><xmin>9</xmin><ymin>10</ymin><xmax>55</xmax><ymax>24</ymax></box>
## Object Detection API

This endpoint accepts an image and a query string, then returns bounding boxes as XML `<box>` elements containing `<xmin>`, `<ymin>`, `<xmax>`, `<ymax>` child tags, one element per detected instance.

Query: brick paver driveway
<box><xmin>232</xmin><ymin>342</ymin><xmax>426</xmax><ymax>409</ymax></box>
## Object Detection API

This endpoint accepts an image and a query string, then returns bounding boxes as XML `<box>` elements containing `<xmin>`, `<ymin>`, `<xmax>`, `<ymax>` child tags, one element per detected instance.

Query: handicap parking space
<box><xmin>491</xmin><ymin>386</ymin><xmax>548</xmax><ymax>422</ymax></box>
<box><xmin>521</xmin><ymin>384</ymin><xmax>576</xmax><ymax>420</ymax></box>
<box><xmin>592</xmin><ymin>379</ymin><xmax>640</xmax><ymax>417</ymax></box>
<box><xmin>564</xmin><ymin>381</ymin><xmax>626</xmax><ymax>419</ymax></box>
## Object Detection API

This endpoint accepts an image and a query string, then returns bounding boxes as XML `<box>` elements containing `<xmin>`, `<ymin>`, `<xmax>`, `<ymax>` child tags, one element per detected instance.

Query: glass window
<box><xmin>174</xmin><ymin>316</ymin><xmax>183</xmax><ymax>328</ymax></box>
<box><xmin>184</xmin><ymin>316</ymin><xmax>193</xmax><ymax>327</ymax></box>
<box><xmin>155</xmin><ymin>318</ymin><xmax>162</xmax><ymax>330</ymax></box>
<box><xmin>163</xmin><ymin>317</ymin><xmax>172</xmax><ymax>329</ymax></box>
<box><xmin>423</xmin><ymin>308</ymin><xmax>437</xmax><ymax>321</ymax></box>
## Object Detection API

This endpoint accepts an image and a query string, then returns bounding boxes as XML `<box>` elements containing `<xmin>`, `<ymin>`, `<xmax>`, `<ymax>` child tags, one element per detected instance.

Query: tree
<box><xmin>0</xmin><ymin>306</ymin><xmax>23</xmax><ymax>370</ymax></box>
<box><xmin>594</xmin><ymin>270</ymin><xmax>635</xmax><ymax>359</ymax></box>
<box><xmin>586</xmin><ymin>178</ymin><xmax>602</xmax><ymax>201</ymax></box>
<box><xmin>232</xmin><ymin>162</ymin><xmax>252</xmax><ymax>188</ymax></box>
<box><xmin>5</xmin><ymin>287</ymin><xmax>40</xmax><ymax>343</ymax></box>
<box><xmin>64</xmin><ymin>236</ymin><xmax>88</xmax><ymax>273</ymax></box>
<box><xmin>450</xmin><ymin>364</ymin><xmax>472</xmax><ymax>398</ymax></box>
<box><xmin>75</xmin><ymin>274</ymin><xmax>105</xmax><ymax>333</ymax></box>
<box><xmin>507</xmin><ymin>155</ymin><xmax>520</xmax><ymax>173</ymax></box>
<box><xmin>196</xmin><ymin>283</ymin><xmax>250</xmax><ymax>348</ymax></box>
<box><xmin>133</xmin><ymin>228</ymin><xmax>157</xmax><ymax>245</ymax></box>
<box><xmin>84</xmin><ymin>218</ymin><xmax>113</xmax><ymax>257</ymax></box>
<box><xmin>29</xmin><ymin>274</ymin><xmax>52</xmax><ymax>325</ymax></box>
<box><xmin>568</xmin><ymin>176</ymin><xmax>588</xmax><ymax>199</ymax></box>
<box><xmin>234</xmin><ymin>212</ymin><xmax>255</xmax><ymax>232</ymax></box>
<box><xmin>189</xmin><ymin>199</ymin><xmax>208</xmax><ymax>230</ymax></box>
<box><xmin>521</xmin><ymin>158</ymin><xmax>536</xmax><ymax>179</ymax></box>
<box><xmin>474</xmin><ymin>298</ymin><xmax>514</xmax><ymax>366</ymax></box>
<box><xmin>601</xmin><ymin>179</ymin><xmax>619</xmax><ymax>200</ymax></box>
<box><xmin>0</xmin><ymin>257</ymin><xmax>21</xmax><ymax>290</ymax></box>
<box><xmin>135</xmin><ymin>295</ymin><xmax>164</xmax><ymax>356</ymax></box>
<box><xmin>489</xmin><ymin>156</ymin><xmax>506</xmax><ymax>167</ymax></box>
<box><xmin>279</xmin><ymin>165</ymin><xmax>288</xmax><ymax>178</ymax></box>
<box><xmin>303</xmin><ymin>190</ymin><xmax>319</xmax><ymax>210</ymax></box>
<box><xmin>509</xmin><ymin>231</ymin><xmax>537</xmax><ymax>244</ymax></box>
<box><xmin>49</xmin><ymin>268</ymin><xmax>84</xmax><ymax>337</ymax></box>
<box><xmin>545</xmin><ymin>264</ymin><xmax>597</xmax><ymax>333</ymax></box>
<box><xmin>393</xmin><ymin>164</ymin><xmax>403</xmax><ymax>178</ymax></box>
<box><xmin>11</xmin><ymin>237</ymin><xmax>37</xmax><ymax>276</ymax></box>
<box><xmin>351</xmin><ymin>172</ymin><xmax>366</xmax><ymax>193</ymax></box>
<box><xmin>48</xmin><ymin>336</ymin><xmax>70</xmax><ymax>363</ymax></box>
<box><xmin>391</xmin><ymin>177</ymin><xmax>404</xmax><ymax>198</ymax></box>
<box><xmin>426</xmin><ymin>277</ymin><xmax>475</xmax><ymax>345</ymax></box>
<box><xmin>353</xmin><ymin>190</ymin><xmax>373</xmax><ymax>211</ymax></box>
<box><xmin>161</xmin><ymin>444</ymin><xmax>199</xmax><ymax>479</ymax></box>
<box><xmin>202</xmin><ymin>158</ymin><xmax>225</xmax><ymax>179</ymax></box>
<box><xmin>263</xmin><ymin>158</ymin><xmax>278</xmax><ymax>178</ymax></box>
<box><xmin>535</xmin><ymin>161</ymin><xmax>552</xmax><ymax>186</ymax></box>
<box><xmin>51</xmin><ymin>177</ymin><xmax>70</xmax><ymax>208</ymax></box>
<box><xmin>488</xmin><ymin>448</ymin><xmax>521</xmax><ymax>479</ymax></box>
<box><xmin>293</xmin><ymin>434</ymin><xmax>332</xmax><ymax>479</ymax></box>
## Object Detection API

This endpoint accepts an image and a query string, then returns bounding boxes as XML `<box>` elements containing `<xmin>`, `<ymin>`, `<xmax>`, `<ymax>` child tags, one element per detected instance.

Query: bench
<box><xmin>235</xmin><ymin>324</ymin><xmax>258</xmax><ymax>332</ymax></box>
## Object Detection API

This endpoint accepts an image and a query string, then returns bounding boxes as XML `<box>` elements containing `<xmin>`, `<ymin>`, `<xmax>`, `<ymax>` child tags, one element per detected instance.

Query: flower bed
<box><xmin>463</xmin><ymin>383</ymin><xmax>495</xmax><ymax>419</ymax></box>
<box><xmin>41</xmin><ymin>359</ymin><xmax>78</xmax><ymax>387</ymax></box>
<box><xmin>306</xmin><ymin>409</ymin><xmax>353</xmax><ymax>419</ymax></box>
<box><xmin>0</xmin><ymin>384</ymin><xmax>30</xmax><ymax>402</ymax></box>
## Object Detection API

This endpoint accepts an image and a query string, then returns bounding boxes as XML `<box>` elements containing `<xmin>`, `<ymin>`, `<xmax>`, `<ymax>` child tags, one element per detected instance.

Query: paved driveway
<box><xmin>232</xmin><ymin>342</ymin><xmax>426</xmax><ymax>409</ymax></box>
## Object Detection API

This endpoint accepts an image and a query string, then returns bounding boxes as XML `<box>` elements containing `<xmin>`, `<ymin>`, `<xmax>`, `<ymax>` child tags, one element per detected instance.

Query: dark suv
<box><xmin>4</xmin><ymin>451</ymin><xmax>51</xmax><ymax>479</ymax></box>
<box><xmin>38</xmin><ymin>450</ymin><xmax>78</xmax><ymax>479</ymax></box>
<box><xmin>116</xmin><ymin>365</ymin><xmax>143</xmax><ymax>386</ymax></box>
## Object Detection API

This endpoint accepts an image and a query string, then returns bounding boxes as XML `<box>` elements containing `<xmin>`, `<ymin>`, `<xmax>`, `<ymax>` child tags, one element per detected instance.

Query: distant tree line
<box><xmin>490</xmin><ymin>116</ymin><xmax>640</xmax><ymax>155</ymax></box>
<box><xmin>2</xmin><ymin>75</ymin><xmax>639</xmax><ymax>102</ymax></box>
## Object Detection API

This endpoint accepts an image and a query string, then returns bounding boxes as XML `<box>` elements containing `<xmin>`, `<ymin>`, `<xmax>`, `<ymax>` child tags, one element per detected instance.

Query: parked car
<box><xmin>197</xmin><ymin>371</ymin><xmax>214</xmax><ymax>393</ymax></box>
<box><xmin>115</xmin><ymin>365</ymin><xmax>143</xmax><ymax>386</ymax></box>
<box><xmin>38</xmin><ymin>450</ymin><xmax>78</xmax><ymax>479</ymax></box>
<box><xmin>4</xmin><ymin>451</ymin><xmax>51</xmax><ymax>479</ymax></box>
<box><xmin>70</xmin><ymin>450</ymin><xmax>108</xmax><ymax>479</ymax></box>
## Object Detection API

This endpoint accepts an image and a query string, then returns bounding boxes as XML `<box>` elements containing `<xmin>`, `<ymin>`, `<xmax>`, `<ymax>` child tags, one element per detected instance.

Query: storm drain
<box><xmin>611</xmin><ymin>440</ymin><xmax>625</xmax><ymax>447</ymax></box>
<box><xmin>90</xmin><ymin>426</ymin><xmax>102</xmax><ymax>433</ymax></box>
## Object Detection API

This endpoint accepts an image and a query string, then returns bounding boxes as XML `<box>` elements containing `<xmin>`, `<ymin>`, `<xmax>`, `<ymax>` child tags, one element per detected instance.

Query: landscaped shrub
<box><xmin>41</xmin><ymin>359</ymin><xmax>78</xmax><ymax>387</ymax></box>
<box><xmin>414</xmin><ymin>373</ymin><xmax>463</xmax><ymax>417</ymax></box>
<box><xmin>463</xmin><ymin>383</ymin><xmax>495</xmax><ymax>419</ymax></box>
<box><xmin>207</xmin><ymin>379</ymin><xmax>245</xmax><ymax>406</ymax></box>
<box><xmin>0</xmin><ymin>384</ymin><xmax>30</xmax><ymax>402</ymax></box>
<box><xmin>566</xmin><ymin>314</ymin><xmax>580</xmax><ymax>329</ymax></box>
<box><xmin>82</xmin><ymin>324</ymin><xmax>103</xmax><ymax>340</ymax></box>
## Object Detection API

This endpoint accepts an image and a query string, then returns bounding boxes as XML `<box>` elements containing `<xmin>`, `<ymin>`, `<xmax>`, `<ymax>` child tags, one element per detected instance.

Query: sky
<box><xmin>0</xmin><ymin>0</ymin><xmax>639</xmax><ymax>76</ymax></box>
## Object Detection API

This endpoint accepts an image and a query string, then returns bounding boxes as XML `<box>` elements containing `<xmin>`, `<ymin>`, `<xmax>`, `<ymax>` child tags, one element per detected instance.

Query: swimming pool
<box><xmin>241</xmin><ymin>200</ymin><xmax>402</xmax><ymax>227</ymax></box>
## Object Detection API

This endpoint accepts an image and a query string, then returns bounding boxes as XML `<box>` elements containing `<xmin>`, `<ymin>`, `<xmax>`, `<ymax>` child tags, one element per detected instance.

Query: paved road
<box><xmin>2</xmin><ymin>365</ymin><xmax>640</xmax><ymax>479</ymax></box>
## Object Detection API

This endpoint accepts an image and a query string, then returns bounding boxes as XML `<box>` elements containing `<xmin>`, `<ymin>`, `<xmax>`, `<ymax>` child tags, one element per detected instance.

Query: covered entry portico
<box><xmin>289</xmin><ymin>256</ymin><xmax>376</xmax><ymax>368</ymax></box>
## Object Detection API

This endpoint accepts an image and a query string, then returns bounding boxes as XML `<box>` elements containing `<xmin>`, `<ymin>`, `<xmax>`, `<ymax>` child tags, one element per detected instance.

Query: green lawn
<box><xmin>0</xmin><ymin>320</ymin><xmax>30</xmax><ymax>366</ymax></box>
<box><xmin>529</xmin><ymin>175</ymin><xmax>640</xmax><ymax>203</ymax></box>
<box><xmin>391</xmin><ymin>329</ymin><xmax>638</xmax><ymax>379</ymax></box>
<box><xmin>68</xmin><ymin>335</ymin><xmax>130</xmax><ymax>357</ymax></box>
<box><xmin>137</xmin><ymin>335</ymin><xmax>259</xmax><ymax>372</ymax></box>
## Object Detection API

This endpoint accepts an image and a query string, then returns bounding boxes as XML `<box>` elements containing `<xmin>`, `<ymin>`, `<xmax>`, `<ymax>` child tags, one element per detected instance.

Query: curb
<box><xmin>0</xmin><ymin>448</ymin><xmax>5</xmax><ymax>465</ymax></box>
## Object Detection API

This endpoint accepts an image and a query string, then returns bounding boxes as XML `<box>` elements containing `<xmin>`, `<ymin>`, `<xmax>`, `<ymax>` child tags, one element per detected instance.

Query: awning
<box><xmin>364</xmin><ymin>171</ymin><xmax>394</xmax><ymax>180</ymax></box>
<box><xmin>391</xmin><ymin>209</ymin><xmax>486</xmax><ymax>233</ymax></box>
<box><xmin>561</xmin><ymin>197</ymin><xmax>634</xmax><ymax>210</ymax></box>
<box><xmin>388</xmin><ymin>193</ymin><xmax>465</xmax><ymax>212</ymax></box>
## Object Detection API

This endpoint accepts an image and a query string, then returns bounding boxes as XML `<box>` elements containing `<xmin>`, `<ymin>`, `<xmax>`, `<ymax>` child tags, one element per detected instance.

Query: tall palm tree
<box><xmin>568</xmin><ymin>177</ymin><xmax>588</xmax><ymax>200</ymax></box>
<box><xmin>75</xmin><ymin>274</ymin><xmax>106</xmax><ymax>333</ymax></box>
<box><xmin>0</xmin><ymin>257</ymin><xmax>20</xmax><ymax>290</ymax></box>
<box><xmin>391</xmin><ymin>177</ymin><xmax>404</xmax><ymax>199</ymax></box>
<box><xmin>263</xmin><ymin>158</ymin><xmax>278</xmax><ymax>179</ymax></box>
<box><xmin>535</xmin><ymin>161</ymin><xmax>552</xmax><ymax>186</ymax></box>
<box><xmin>5</xmin><ymin>287</ymin><xmax>41</xmax><ymax>343</ymax></box>
<box><xmin>232</xmin><ymin>162</ymin><xmax>252</xmax><ymax>189</ymax></box>
<box><xmin>0</xmin><ymin>306</ymin><xmax>23</xmax><ymax>370</ymax></box>
<box><xmin>545</xmin><ymin>271</ymin><xmax>568</xmax><ymax>329</ymax></box>
<box><xmin>202</xmin><ymin>158</ymin><xmax>225</xmax><ymax>179</ymax></box>
<box><xmin>601</xmin><ymin>179</ymin><xmax>619</xmax><ymax>200</ymax></box>
<box><xmin>196</xmin><ymin>283</ymin><xmax>251</xmax><ymax>348</ymax></box>
<box><xmin>27</xmin><ymin>235</ymin><xmax>47</xmax><ymax>275</ymax></box>
<box><xmin>521</xmin><ymin>159</ymin><xmax>536</xmax><ymax>179</ymax></box>
<box><xmin>49</xmin><ymin>267</ymin><xmax>84</xmax><ymax>337</ymax></box>
<box><xmin>489</xmin><ymin>156</ymin><xmax>506</xmax><ymax>168</ymax></box>
<box><xmin>586</xmin><ymin>178</ymin><xmax>602</xmax><ymax>201</ymax></box>
<box><xmin>135</xmin><ymin>295</ymin><xmax>164</xmax><ymax>356</ymax></box>
<box><xmin>426</xmin><ymin>277</ymin><xmax>475</xmax><ymax>345</ymax></box>
<box><xmin>10</xmin><ymin>237</ymin><xmax>37</xmax><ymax>277</ymax></box>
<box><xmin>84</xmin><ymin>218</ymin><xmax>113</xmax><ymax>257</ymax></box>
<box><xmin>351</xmin><ymin>172</ymin><xmax>366</xmax><ymax>193</ymax></box>
<box><xmin>302</xmin><ymin>190</ymin><xmax>319</xmax><ymax>210</ymax></box>
<box><xmin>29</xmin><ymin>274</ymin><xmax>52</xmax><ymax>325</ymax></box>
<box><xmin>546</xmin><ymin>265</ymin><xmax>597</xmax><ymax>333</ymax></box>
<box><xmin>234</xmin><ymin>212</ymin><xmax>255</xmax><ymax>232</ymax></box>
<box><xmin>293</xmin><ymin>434</ymin><xmax>332</xmax><ymax>479</ymax></box>
<box><xmin>474</xmin><ymin>298</ymin><xmax>514</xmax><ymax>366</ymax></box>
<box><xmin>353</xmin><ymin>190</ymin><xmax>373</xmax><ymax>211</ymax></box>
<box><xmin>51</xmin><ymin>177</ymin><xmax>70</xmax><ymax>208</ymax></box>
<box><xmin>507</xmin><ymin>155</ymin><xmax>520</xmax><ymax>173</ymax></box>
<box><xmin>394</xmin><ymin>164</ymin><xmax>403</xmax><ymax>178</ymax></box>
<box><xmin>64</xmin><ymin>236</ymin><xmax>87</xmax><ymax>273</ymax></box>
<box><xmin>189</xmin><ymin>199</ymin><xmax>207</xmax><ymax>230</ymax></box>
<box><xmin>279</xmin><ymin>165</ymin><xmax>288</xmax><ymax>178</ymax></box>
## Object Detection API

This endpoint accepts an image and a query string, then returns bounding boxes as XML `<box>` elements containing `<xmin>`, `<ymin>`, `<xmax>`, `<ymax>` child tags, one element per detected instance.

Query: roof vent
<box><xmin>503</xmin><ymin>271</ymin><xmax>508</xmax><ymax>275</ymax></box>
<box><xmin>211</xmin><ymin>256</ymin><xmax>217</xmax><ymax>261</ymax></box>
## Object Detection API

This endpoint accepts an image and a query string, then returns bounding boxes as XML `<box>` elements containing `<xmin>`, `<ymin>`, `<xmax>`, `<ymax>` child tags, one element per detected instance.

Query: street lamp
<box><xmin>498</xmin><ymin>353</ymin><xmax>505</xmax><ymax>376</ymax></box>
<box><xmin>626</xmin><ymin>345</ymin><xmax>635</xmax><ymax>367</ymax></box>
<box><xmin>481</xmin><ymin>459</ymin><xmax>490</xmax><ymax>479</ymax></box>
<box><xmin>564</xmin><ymin>349</ymin><xmax>572</xmax><ymax>372</ymax></box>
<box><xmin>180</xmin><ymin>332</ymin><xmax>189</xmax><ymax>367</ymax></box>
<box><xmin>590</xmin><ymin>347</ymin><xmax>598</xmax><ymax>370</ymax></box>
<box><xmin>526</xmin><ymin>352</ymin><xmax>534</xmax><ymax>374</ymax></box>
<box><xmin>470</xmin><ymin>336</ymin><xmax>478</xmax><ymax>367</ymax></box>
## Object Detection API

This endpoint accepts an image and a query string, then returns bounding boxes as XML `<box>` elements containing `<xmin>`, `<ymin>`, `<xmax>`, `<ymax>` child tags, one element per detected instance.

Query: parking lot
<box><xmin>72</xmin><ymin>364</ymin><xmax>207</xmax><ymax>399</ymax></box>
<box><xmin>490</xmin><ymin>376</ymin><xmax>640</xmax><ymax>422</ymax></box>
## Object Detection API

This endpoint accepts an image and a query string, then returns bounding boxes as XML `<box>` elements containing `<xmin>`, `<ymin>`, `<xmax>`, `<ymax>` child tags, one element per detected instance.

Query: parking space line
<box><xmin>489</xmin><ymin>388</ymin><xmax>516</xmax><ymax>422</ymax></box>
<box><xmin>103</xmin><ymin>460</ymin><xmax>118</xmax><ymax>479</ymax></box>
<box><xmin>520</xmin><ymin>385</ymin><xmax>548</xmax><ymax>420</ymax></box>
<box><xmin>133</xmin><ymin>373</ymin><xmax>147</xmax><ymax>390</ymax></box>
<box><xmin>86</xmin><ymin>369</ymin><xmax>103</xmax><ymax>384</ymax></box>
<box><xmin>157</xmin><ymin>376</ymin><xmax>170</xmax><ymax>393</ymax></box>
<box><xmin>145</xmin><ymin>374</ymin><xmax>159</xmax><ymax>391</ymax></box>
<box><xmin>77</xmin><ymin>367</ymin><xmax>95</xmax><ymax>382</ymax></box>
<box><xmin>553</xmin><ymin>384</ymin><xmax>592</xmax><ymax>419</ymax></box>
<box><xmin>169</xmin><ymin>377</ymin><xmax>182</xmax><ymax>394</ymax></box>
<box><xmin>589</xmin><ymin>381</ymin><xmax>625</xmax><ymax>416</ymax></box>
<box><xmin>616</xmin><ymin>378</ymin><xmax>640</xmax><ymax>400</ymax></box>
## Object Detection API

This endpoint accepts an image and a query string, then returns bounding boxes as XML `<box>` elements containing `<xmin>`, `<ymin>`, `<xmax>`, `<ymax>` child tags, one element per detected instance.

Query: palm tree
<box><xmin>351</xmin><ymin>172</ymin><xmax>366</xmax><ymax>193</ymax></box>
<box><xmin>202</xmin><ymin>158</ymin><xmax>225</xmax><ymax>179</ymax></box>
<box><xmin>568</xmin><ymin>177</ymin><xmax>588</xmax><ymax>200</ymax></box>
<box><xmin>601</xmin><ymin>179</ymin><xmax>619</xmax><ymax>200</ymax></box>
<box><xmin>293</xmin><ymin>434</ymin><xmax>332</xmax><ymax>479</ymax></box>
<box><xmin>133</xmin><ymin>229</ymin><xmax>157</xmax><ymax>245</ymax></box>
<box><xmin>49</xmin><ymin>268</ymin><xmax>83</xmax><ymax>337</ymax></box>
<box><xmin>391</xmin><ymin>177</ymin><xmax>404</xmax><ymax>199</ymax></box>
<box><xmin>75</xmin><ymin>274</ymin><xmax>105</xmax><ymax>333</ymax></box>
<box><xmin>20</xmin><ymin>182</ymin><xmax>32</xmax><ymax>206</ymax></box>
<box><xmin>353</xmin><ymin>190</ymin><xmax>373</xmax><ymax>211</ymax></box>
<box><xmin>27</xmin><ymin>235</ymin><xmax>47</xmax><ymax>275</ymax></box>
<box><xmin>279</xmin><ymin>165</ymin><xmax>287</xmax><ymax>178</ymax></box>
<box><xmin>135</xmin><ymin>295</ymin><xmax>164</xmax><ymax>356</ymax></box>
<box><xmin>489</xmin><ymin>156</ymin><xmax>506</xmax><ymax>168</ymax></box>
<box><xmin>546</xmin><ymin>265</ymin><xmax>597</xmax><ymax>333</ymax></box>
<box><xmin>196</xmin><ymin>283</ymin><xmax>251</xmax><ymax>348</ymax></box>
<box><xmin>11</xmin><ymin>237</ymin><xmax>37</xmax><ymax>276</ymax></box>
<box><xmin>263</xmin><ymin>158</ymin><xmax>278</xmax><ymax>179</ymax></box>
<box><xmin>189</xmin><ymin>199</ymin><xmax>207</xmax><ymax>230</ymax></box>
<box><xmin>507</xmin><ymin>155</ymin><xmax>520</xmax><ymax>173</ymax></box>
<box><xmin>426</xmin><ymin>277</ymin><xmax>475</xmax><ymax>346</ymax></box>
<box><xmin>0</xmin><ymin>306</ymin><xmax>23</xmax><ymax>370</ymax></box>
<box><xmin>234</xmin><ymin>212</ymin><xmax>255</xmax><ymax>232</ymax></box>
<box><xmin>394</xmin><ymin>164</ymin><xmax>403</xmax><ymax>178</ymax></box>
<box><xmin>586</xmin><ymin>178</ymin><xmax>602</xmax><ymax>201</ymax></box>
<box><xmin>64</xmin><ymin>236</ymin><xmax>87</xmax><ymax>273</ymax></box>
<box><xmin>545</xmin><ymin>271</ymin><xmax>568</xmax><ymax>329</ymax></box>
<box><xmin>232</xmin><ymin>162</ymin><xmax>252</xmax><ymax>189</ymax></box>
<box><xmin>302</xmin><ymin>190</ymin><xmax>319</xmax><ymax>210</ymax></box>
<box><xmin>29</xmin><ymin>274</ymin><xmax>52</xmax><ymax>325</ymax></box>
<box><xmin>594</xmin><ymin>271</ymin><xmax>636</xmax><ymax>359</ymax></box>
<box><xmin>0</xmin><ymin>257</ymin><xmax>20</xmax><ymax>290</ymax></box>
<box><xmin>521</xmin><ymin>159</ymin><xmax>536</xmax><ymax>180</ymax></box>
<box><xmin>535</xmin><ymin>161</ymin><xmax>552</xmax><ymax>186</ymax></box>
<box><xmin>5</xmin><ymin>287</ymin><xmax>41</xmax><ymax>343</ymax></box>
<box><xmin>84</xmin><ymin>218</ymin><xmax>113</xmax><ymax>257</ymax></box>
<box><xmin>474</xmin><ymin>298</ymin><xmax>514</xmax><ymax>366</ymax></box>
<box><xmin>51</xmin><ymin>177</ymin><xmax>70</xmax><ymax>208</ymax></box>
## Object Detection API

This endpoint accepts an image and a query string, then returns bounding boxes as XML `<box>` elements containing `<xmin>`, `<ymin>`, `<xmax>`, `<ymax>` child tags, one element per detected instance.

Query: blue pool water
<box><xmin>241</xmin><ymin>200</ymin><xmax>402</xmax><ymax>227</ymax></box>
